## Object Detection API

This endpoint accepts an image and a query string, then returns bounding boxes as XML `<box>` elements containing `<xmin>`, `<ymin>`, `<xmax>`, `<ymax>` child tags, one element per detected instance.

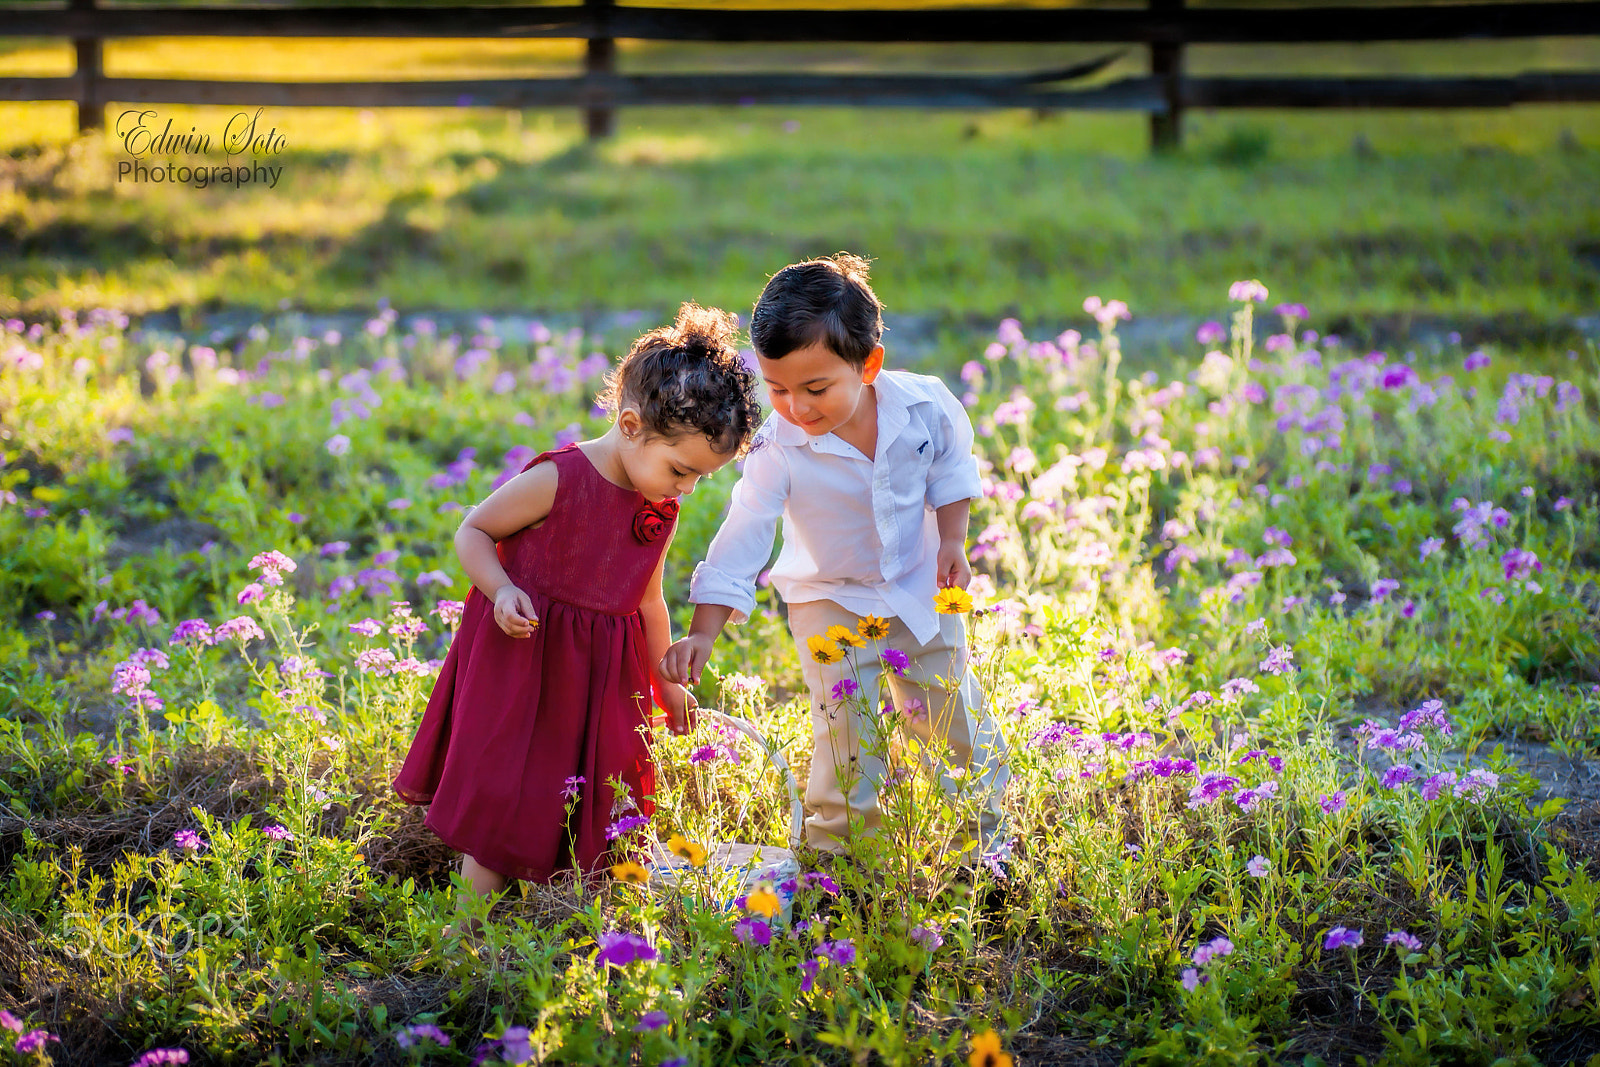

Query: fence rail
<box><xmin>4</xmin><ymin>1</ymin><xmax>1600</xmax><ymax>148</ymax></box>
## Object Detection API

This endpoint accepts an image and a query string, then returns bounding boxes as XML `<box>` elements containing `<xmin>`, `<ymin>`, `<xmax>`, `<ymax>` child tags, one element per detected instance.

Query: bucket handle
<box><xmin>651</xmin><ymin>708</ymin><xmax>804</xmax><ymax>850</ymax></box>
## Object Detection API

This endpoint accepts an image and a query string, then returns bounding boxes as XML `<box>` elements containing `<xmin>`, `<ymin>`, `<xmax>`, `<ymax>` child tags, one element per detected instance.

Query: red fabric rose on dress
<box><xmin>632</xmin><ymin>498</ymin><xmax>679</xmax><ymax>544</ymax></box>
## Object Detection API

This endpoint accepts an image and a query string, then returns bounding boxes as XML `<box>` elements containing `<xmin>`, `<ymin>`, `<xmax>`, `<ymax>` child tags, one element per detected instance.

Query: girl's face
<box><xmin>617</xmin><ymin>412</ymin><xmax>733</xmax><ymax>502</ymax></box>
<box><xmin>758</xmin><ymin>341</ymin><xmax>884</xmax><ymax>438</ymax></box>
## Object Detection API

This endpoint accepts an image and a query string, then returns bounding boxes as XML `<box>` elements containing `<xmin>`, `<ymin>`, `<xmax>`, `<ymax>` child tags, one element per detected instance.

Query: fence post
<box><xmin>72</xmin><ymin>0</ymin><xmax>103</xmax><ymax>133</ymax></box>
<box><xmin>584</xmin><ymin>0</ymin><xmax>615</xmax><ymax>140</ymax></box>
<box><xmin>1149</xmin><ymin>0</ymin><xmax>1183</xmax><ymax>152</ymax></box>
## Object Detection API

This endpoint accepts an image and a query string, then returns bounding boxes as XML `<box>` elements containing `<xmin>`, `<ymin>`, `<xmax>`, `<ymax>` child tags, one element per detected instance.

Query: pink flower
<box><xmin>1246</xmin><ymin>855</ymin><xmax>1270</xmax><ymax>878</ymax></box>
<box><xmin>249</xmin><ymin>550</ymin><xmax>297</xmax><ymax>576</ymax></box>
<box><xmin>1385</xmin><ymin>930</ymin><xmax>1422</xmax><ymax>953</ymax></box>
<box><xmin>236</xmin><ymin>582</ymin><xmax>266</xmax><ymax>605</ymax></box>
<box><xmin>173</xmin><ymin>829</ymin><xmax>206</xmax><ymax>852</ymax></box>
<box><xmin>1228</xmin><ymin>280</ymin><xmax>1269</xmax><ymax>303</ymax></box>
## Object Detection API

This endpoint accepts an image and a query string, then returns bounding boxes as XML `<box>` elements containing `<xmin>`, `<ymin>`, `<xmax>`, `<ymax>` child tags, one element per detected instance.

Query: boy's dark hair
<box><xmin>749</xmin><ymin>252</ymin><xmax>884</xmax><ymax>370</ymax></box>
<box><xmin>600</xmin><ymin>303</ymin><xmax>763</xmax><ymax>456</ymax></box>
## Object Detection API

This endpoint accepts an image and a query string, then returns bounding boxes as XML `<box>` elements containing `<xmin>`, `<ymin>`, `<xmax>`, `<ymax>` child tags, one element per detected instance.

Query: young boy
<box><xmin>658</xmin><ymin>253</ymin><xmax>1010</xmax><ymax>858</ymax></box>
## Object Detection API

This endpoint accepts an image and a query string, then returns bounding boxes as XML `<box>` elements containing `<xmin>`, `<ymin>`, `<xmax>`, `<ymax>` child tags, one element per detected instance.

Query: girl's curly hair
<box><xmin>599</xmin><ymin>303</ymin><xmax>763</xmax><ymax>456</ymax></box>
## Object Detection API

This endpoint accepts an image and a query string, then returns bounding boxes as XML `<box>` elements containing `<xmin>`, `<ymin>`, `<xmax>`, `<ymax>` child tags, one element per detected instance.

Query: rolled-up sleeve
<box><xmin>689</xmin><ymin>438</ymin><xmax>789</xmax><ymax>624</ymax></box>
<box><xmin>924</xmin><ymin>381</ymin><xmax>982</xmax><ymax>510</ymax></box>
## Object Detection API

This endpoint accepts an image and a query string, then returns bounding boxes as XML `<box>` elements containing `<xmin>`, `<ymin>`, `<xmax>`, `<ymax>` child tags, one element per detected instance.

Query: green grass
<box><xmin>2</xmin><ymin>35</ymin><xmax>1600</xmax><ymax>324</ymax></box>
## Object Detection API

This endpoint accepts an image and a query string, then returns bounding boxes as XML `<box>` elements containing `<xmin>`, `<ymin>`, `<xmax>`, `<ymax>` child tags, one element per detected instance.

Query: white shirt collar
<box><xmin>766</xmin><ymin>370</ymin><xmax>921</xmax><ymax>454</ymax></box>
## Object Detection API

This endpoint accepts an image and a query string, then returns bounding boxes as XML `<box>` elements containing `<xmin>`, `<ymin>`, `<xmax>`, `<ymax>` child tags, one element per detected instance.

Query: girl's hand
<box><xmin>661</xmin><ymin>683</ymin><xmax>698</xmax><ymax>737</ymax></box>
<box><xmin>660</xmin><ymin>634</ymin><xmax>713</xmax><ymax>686</ymax></box>
<box><xmin>493</xmin><ymin>584</ymin><xmax>539</xmax><ymax>638</ymax></box>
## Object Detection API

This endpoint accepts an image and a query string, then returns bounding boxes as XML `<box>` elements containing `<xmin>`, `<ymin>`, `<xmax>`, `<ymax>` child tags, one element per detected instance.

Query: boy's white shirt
<box><xmin>689</xmin><ymin>368</ymin><xmax>981</xmax><ymax>646</ymax></box>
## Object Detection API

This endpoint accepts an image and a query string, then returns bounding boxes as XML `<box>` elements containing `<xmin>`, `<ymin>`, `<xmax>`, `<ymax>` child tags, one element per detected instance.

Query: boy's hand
<box><xmin>660</xmin><ymin>633</ymin><xmax>713</xmax><ymax>686</ymax></box>
<box><xmin>935</xmin><ymin>539</ymin><xmax>973</xmax><ymax>590</ymax></box>
<box><xmin>660</xmin><ymin>683</ymin><xmax>699</xmax><ymax>737</ymax></box>
<box><xmin>492</xmin><ymin>583</ymin><xmax>539</xmax><ymax>638</ymax></box>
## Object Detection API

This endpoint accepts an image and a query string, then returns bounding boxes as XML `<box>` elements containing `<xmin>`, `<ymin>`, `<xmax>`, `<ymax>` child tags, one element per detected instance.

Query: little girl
<box><xmin>393</xmin><ymin>303</ymin><xmax>763</xmax><ymax>918</ymax></box>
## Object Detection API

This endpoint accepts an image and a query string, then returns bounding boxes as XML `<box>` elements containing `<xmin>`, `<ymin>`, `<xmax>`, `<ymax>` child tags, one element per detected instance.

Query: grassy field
<box><xmin>0</xmin><ymin>292</ymin><xmax>1597</xmax><ymax>1065</ymax></box>
<box><xmin>1</xmin><ymin>36</ymin><xmax>1599</xmax><ymax>328</ymax></box>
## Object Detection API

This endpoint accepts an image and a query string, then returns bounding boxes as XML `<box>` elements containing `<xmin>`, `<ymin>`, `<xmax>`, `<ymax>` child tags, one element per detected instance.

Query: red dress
<box><xmin>393</xmin><ymin>443</ymin><xmax>678</xmax><ymax>882</ymax></box>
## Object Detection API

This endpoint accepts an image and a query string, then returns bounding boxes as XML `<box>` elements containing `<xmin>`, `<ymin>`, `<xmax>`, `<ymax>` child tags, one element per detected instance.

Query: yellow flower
<box><xmin>934</xmin><ymin>586</ymin><xmax>974</xmax><ymax>615</ymax></box>
<box><xmin>825</xmin><ymin>624</ymin><xmax>865</xmax><ymax>648</ymax></box>
<box><xmin>744</xmin><ymin>884</ymin><xmax>781</xmax><ymax>919</ymax></box>
<box><xmin>806</xmin><ymin>635</ymin><xmax>845</xmax><ymax>664</ymax></box>
<box><xmin>611</xmin><ymin>860</ymin><xmax>649</xmax><ymax>884</ymax></box>
<box><xmin>968</xmin><ymin>1030</ymin><xmax>1013</xmax><ymax>1067</ymax></box>
<box><xmin>856</xmin><ymin>615</ymin><xmax>890</xmax><ymax>641</ymax></box>
<box><xmin>667</xmin><ymin>832</ymin><xmax>708</xmax><ymax>868</ymax></box>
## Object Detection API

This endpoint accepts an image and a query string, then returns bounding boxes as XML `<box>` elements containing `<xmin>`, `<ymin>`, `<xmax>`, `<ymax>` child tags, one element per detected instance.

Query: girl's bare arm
<box><xmin>455</xmin><ymin>461</ymin><xmax>558</xmax><ymax>636</ymax></box>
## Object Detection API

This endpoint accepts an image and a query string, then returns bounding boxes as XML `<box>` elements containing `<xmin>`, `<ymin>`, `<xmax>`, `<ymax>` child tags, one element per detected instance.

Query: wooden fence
<box><xmin>4</xmin><ymin>0</ymin><xmax>1600</xmax><ymax>149</ymax></box>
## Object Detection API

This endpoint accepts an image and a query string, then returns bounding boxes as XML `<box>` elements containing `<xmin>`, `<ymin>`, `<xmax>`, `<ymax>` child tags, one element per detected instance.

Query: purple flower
<box><xmin>1185</xmin><ymin>772</ymin><xmax>1241</xmax><ymax>809</ymax></box>
<box><xmin>0</xmin><ymin>1011</ymin><xmax>20</xmax><ymax>1033</ymax></box>
<box><xmin>733</xmin><ymin>916</ymin><xmax>772</xmax><ymax>946</ymax></box>
<box><xmin>1420</xmin><ymin>771</ymin><xmax>1458</xmax><ymax>801</ymax></box>
<box><xmin>1463</xmin><ymin>351</ymin><xmax>1490</xmax><ymax>371</ymax></box>
<box><xmin>561</xmin><ymin>775</ymin><xmax>585</xmax><ymax>801</ymax></box>
<box><xmin>262</xmin><ymin>824</ymin><xmax>294</xmax><ymax>841</ymax></box>
<box><xmin>910</xmin><ymin>922</ymin><xmax>944</xmax><ymax>951</ymax></box>
<box><xmin>1381</xmin><ymin>766</ymin><xmax>1417</xmax><ymax>789</ymax></box>
<box><xmin>815</xmin><ymin>938</ymin><xmax>856</xmax><ymax>967</ymax></box>
<box><xmin>1319</xmin><ymin>791</ymin><xmax>1347</xmax><ymax>815</ymax></box>
<box><xmin>236</xmin><ymin>582</ymin><xmax>266</xmax><ymax>605</ymax></box>
<box><xmin>798</xmin><ymin>958</ymin><xmax>820</xmax><ymax>992</ymax></box>
<box><xmin>831</xmin><ymin>678</ymin><xmax>859</xmax><ymax>701</ymax></box>
<box><xmin>1219</xmin><ymin>678</ymin><xmax>1260</xmax><ymax>702</ymax></box>
<box><xmin>880</xmin><ymin>648</ymin><xmax>909</xmax><ymax>676</ymax></box>
<box><xmin>604</xmin><ymin>814</ymin><xmax>650</xmax><ymax>840</ymax></box>
<box><xmin>173</xmin><ymin>829</ymin><xmax>206</xmax><ymax>852</ymax></box>
<box><xmin>168</xmin><ymin>619</ymin><xmax>215</xmax><ymax>647</ymax></box>
<box><xmin>1192</xmin><ymin>936</ymin><xmax>1234</xmax><ymax>966</ymax></box>
<box><xmin>1385</xmin><ymin>930</ymin><xmax>1423</xmax><ymax>953</ymax></box>
<box><xmin>1246</xmin><ymin>855</ymin><xmax>1271</xmax><ymax>878</ymax></box>
<box><xmin>1454</xmin><ymin>767</ymin><xmax>1499</xmax><ymax>803</ymax></box>
<box><xmin>1370</xmin><ymin>578</ymin><xmax>1399</xmax><ymax>603</ymax></box>
<box><xmin>498</xmin><ymin>1026</ymin><xmax>533</xmax><ymax>1065</ymax></box>
<box><xmin>1323</xmin><ymin>926</ymin><xmax>1363</xmax><ymax>951</ymax></box>
<box><xmin>1196</xmin><ymin>321</ymin><xmax>1226</xmax><ymax>346</ymax></box>
<box><xmin>634</xmin><ymin>1011</ymin><xmax>670</xmax><ymax>1033</ymax></box>
<box><xmin>595</xmin><ymin>930</ymin><xmax>658</xmax><ymax>967</ymax></box>
<box><xmin>326</xmin><ymin>434</ymin><xmax>352</xmax><ymax>456</ymax></box>
<box><xmin>320</xmin><ymin>540</ymin><xmax>351</xmax><ymax>558</ymax></box>
<box><xmin>1501</xmin><ymin>547</ymin><xmax>1543</xmax><ymax>582</ymax></box>
<box><xmin>395</xmin><ymin>1024</ymin><xmax>450</xmax><ymax>1049</ymax></box>
<box><xmin>1258</xmin><ymin>644</ymin><xmax>1295</xmax><ymax>675</ymax></box>
<box><xmin>1180</xmin><ymin>967</ymin><xmax>1207</xmax><ymax>991</ymax></box>
<box><xmin>15</xmin><ymin>1030</ymin><xmax>58</xmax><ymax>1054</ymax></box>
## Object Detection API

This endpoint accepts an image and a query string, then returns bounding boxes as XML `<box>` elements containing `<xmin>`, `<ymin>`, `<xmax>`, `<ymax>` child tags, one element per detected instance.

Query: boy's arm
<box><xmin>926</xmin><ymin>378</ymin><xmax>982</xmax><ymax>591</ymax></box>
<box><xmin>661</xmin><ymin>439</ymin><xmax>788</xmax><ymax>686</ymax></box>
<box><xmin>924</xmin><ymin>379</ymin><xmax>984</xmax><ymax>512</ymax></box>
<box><xmin>934</xmin><ymin>498</ymin><xmax>974</xmax><ymax>590</ymax></box>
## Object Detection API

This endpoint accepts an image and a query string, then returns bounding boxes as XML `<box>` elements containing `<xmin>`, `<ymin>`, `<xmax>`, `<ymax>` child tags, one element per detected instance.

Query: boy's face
<box><xmin>758</xmin><ymin>342</ymin><xmax>885</xmax><ymax>438</ymax></box>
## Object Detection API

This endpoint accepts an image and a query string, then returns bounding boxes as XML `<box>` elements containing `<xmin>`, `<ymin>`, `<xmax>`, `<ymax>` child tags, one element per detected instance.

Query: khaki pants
<box><xmin>787</xmin><ymin>599</ymin><xmax>1011</xmax><ymax>856</ymax></box>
